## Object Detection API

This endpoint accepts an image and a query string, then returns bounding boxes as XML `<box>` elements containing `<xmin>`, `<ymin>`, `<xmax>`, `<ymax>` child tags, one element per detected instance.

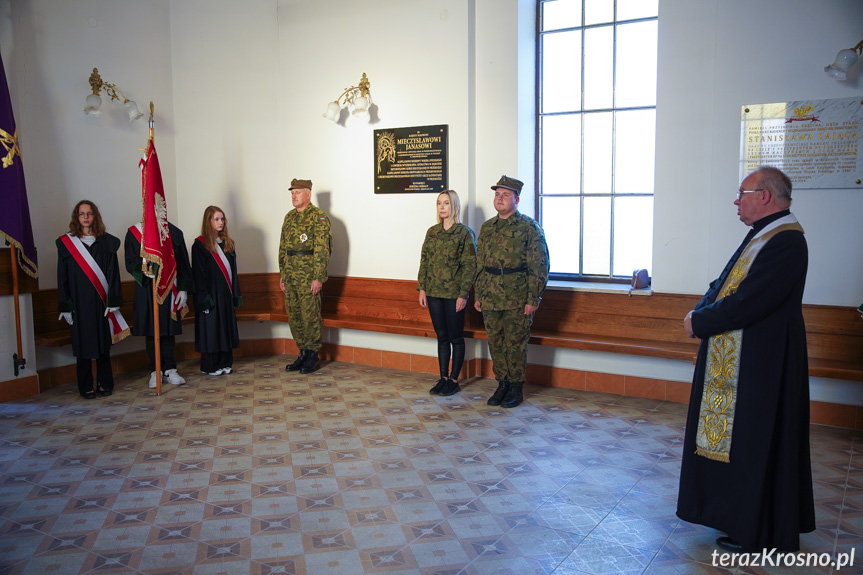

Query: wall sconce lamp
<box><xmin>323</xmin><ymin>73</ymin><xmax>372</xmax><ymax>122</ymax></box>
<box><xmin>84</xmin><ymin>68</ymin><xmax>144</xmax><ymax>121</ymax></box>
<box><xmin>825</xmin><ymin>38</ymin><xmax>863</xmax><ymax>81</ymax></box>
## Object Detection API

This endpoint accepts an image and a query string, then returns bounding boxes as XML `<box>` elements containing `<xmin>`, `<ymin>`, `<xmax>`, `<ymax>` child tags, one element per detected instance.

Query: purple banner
<box><xmin>0</xmin><ymin>49</ymin><xmax>37</xmax><ymax>278</ymax></box>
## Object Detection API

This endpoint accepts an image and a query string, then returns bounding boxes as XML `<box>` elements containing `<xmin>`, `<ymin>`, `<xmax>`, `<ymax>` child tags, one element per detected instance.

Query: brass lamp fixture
<box><xmin>84</xmin><ymin>68</ymin><xmax>144</xmax><ymax>121</ymax></box>
<box><xmin>825</xmin><ymin>37</ymin><xmax>863</xmax><ymax>81</ymax></box>
<box><xmin>323</xmin><ymin>73</ymin><xmax>372</xmax><ymax>123</ymax></box>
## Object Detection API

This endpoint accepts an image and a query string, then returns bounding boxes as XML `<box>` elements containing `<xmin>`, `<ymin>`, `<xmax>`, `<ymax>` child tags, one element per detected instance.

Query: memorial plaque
<box><xmin>374</xmin><ymin>125</ymin><xmax>448</xmax><ymax>194</ymax></box>
<box><xmin>740</xmin><ymin>97</ymin><xmax>862</xmax><ymax>189</ymax></box>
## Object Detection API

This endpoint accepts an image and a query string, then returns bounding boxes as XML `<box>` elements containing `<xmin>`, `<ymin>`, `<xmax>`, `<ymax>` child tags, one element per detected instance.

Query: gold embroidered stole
<box><xmin>695</xmin><ymin>215</ymin><xmax>804</xmax><ymax>462</ymax></box>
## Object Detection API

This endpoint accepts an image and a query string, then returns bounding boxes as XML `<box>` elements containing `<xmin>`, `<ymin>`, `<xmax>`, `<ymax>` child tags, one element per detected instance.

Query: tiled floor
<box><xmin>0</xmin><ymin>355</ymin><xmax>861</xmax><ymax>575</ymax></box>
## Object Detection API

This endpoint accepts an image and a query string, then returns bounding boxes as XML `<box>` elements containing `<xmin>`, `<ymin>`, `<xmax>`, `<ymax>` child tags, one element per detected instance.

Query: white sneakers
<box><xmin>201</xmin><ymin>367</ymin><xmax>232</xmax><ymax>376</ymax></box>
<box><xmin>149</xmin><ymin>369</ymin><xmax>186</xmax><ymax>388</ymax></box>
<box><xmin>164</xmin><ymin>369</ymin><xmax>186</xmax><ymax>385</ymax></box>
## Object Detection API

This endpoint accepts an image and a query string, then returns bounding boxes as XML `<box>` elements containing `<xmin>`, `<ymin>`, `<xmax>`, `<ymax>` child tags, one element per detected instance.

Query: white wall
<box><xmin>654</xmin><ymin>0</ymin><xmax>863</xmax><ymax>305</ymax></box>
<box><xmin>275</xmin><ymin>0</ymin><xmax>472</xmax><ymax>279</ymax></box>
<box><xmin>2</xmin><ymin>0</ymin><xmax>861</xmax><ymax>403</ymax></box>
<box><xmin>1</xmin><ymin>0</ymin><xmax>177</xmax><ymax>378</ymax></box>
<box><xmin>3</xmin><ymin>0</ymin><xmax>177</xmax><ymax>288</ymax></box>
<box><xmin>169</xmin><ymin>0</ymin><xmax>280</xmax><ymax>271</ymax></box>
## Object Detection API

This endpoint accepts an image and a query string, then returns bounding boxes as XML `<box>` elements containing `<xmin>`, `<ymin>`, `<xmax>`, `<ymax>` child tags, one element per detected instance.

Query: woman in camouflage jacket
<box><xmin>417</xmin><ymin>190</ymin><xmax>477</xmax><ymax>396</ymax></box>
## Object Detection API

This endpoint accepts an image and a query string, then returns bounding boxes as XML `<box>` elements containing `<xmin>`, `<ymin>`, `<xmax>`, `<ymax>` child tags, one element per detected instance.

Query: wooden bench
<box><xmin>31</xmin><ymin>274</ymin><xmax>863</xmax><ymax>382</ymax></box>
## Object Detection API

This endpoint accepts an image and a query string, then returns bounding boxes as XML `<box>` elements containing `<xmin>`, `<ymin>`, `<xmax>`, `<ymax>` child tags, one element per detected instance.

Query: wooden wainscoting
<box><xmin>27</xmin><ymin>274</ymin><xmax>863</xmax><ymax>428</ymax></box>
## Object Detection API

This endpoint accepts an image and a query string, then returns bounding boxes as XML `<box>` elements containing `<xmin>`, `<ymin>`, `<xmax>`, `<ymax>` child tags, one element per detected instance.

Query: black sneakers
<box><xmin>429</xmin><ymin>378</ymin><xmax>447</xmax><ymax>394</ymax></box>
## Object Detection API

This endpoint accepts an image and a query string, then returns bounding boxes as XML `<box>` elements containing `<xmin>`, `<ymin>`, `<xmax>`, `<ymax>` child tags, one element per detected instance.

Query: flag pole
<box><xmin>10</xmin><ymin>244</ymin><xmax>25</xmax><ymax>376</ymax></box>
<box><xmin>148</xmin><ymin>101</ymin><xmax>162</xmax><ymax>396</ymax></box>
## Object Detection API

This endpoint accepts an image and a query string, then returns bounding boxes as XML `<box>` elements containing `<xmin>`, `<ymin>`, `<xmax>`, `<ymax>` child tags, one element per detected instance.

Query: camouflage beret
<box><xmin>491</xmin><ymin>175</ymin><xmax>524</xmax><ymax>196</ymax></box>
<box><xmin>289</xmin><ymin>178</ymin><xmax>313</xmax><ymax>191</ymax></box>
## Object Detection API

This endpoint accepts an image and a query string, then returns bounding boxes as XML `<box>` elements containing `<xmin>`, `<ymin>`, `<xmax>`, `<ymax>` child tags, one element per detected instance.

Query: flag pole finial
<box><xmin>148</xmin><ymin>101</ymin><xmax>155</xmax><ymax>143</ymax></box>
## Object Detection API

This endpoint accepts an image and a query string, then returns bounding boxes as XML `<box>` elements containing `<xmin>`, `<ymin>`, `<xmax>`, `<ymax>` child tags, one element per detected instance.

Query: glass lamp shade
<box><xmin>351</xmin><ymin>94</ymin><xmax>369</xmax><ymax>115</ymax></box>
<box><xmin>84</xmin><ymin>93</ymin><xmax>103</xmax><ymax>117</ymax></box>
<box><xmin>124</xmin><ymin>100</ymin><xmax>144</xmax><ymax>121</ymax></box>
<box><xmin>824</xmin><ymin>48</ymin><xmax>859</xmax><ymax>80</ymax></box>
<box><xmin>323</xmin><ymin>101</ymin><xmax>341</xmax><ymax>122</ymax></box>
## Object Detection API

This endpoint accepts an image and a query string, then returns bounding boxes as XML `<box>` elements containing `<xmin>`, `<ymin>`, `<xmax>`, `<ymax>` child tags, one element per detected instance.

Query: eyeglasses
<box><xmin>736</xmin><ymin>188</ymin><xmax>765</xmax><ymax>201</ymax></box>
<box><xmin>78</xmin><ymin>212</ymin><xmax>94</xmax><ymax>217</ymax></box>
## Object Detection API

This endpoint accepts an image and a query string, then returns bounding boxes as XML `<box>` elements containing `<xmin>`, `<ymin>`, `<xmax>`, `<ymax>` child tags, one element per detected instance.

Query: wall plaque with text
<box><xmin>740</xmin><ymin>98</ymin><xmax>862</xmax><ymax>189</ymax></box>
<box><xmin>374</xmin><ymin>125</ymin><xmax>448</xmax><ymax>194</ymax></box>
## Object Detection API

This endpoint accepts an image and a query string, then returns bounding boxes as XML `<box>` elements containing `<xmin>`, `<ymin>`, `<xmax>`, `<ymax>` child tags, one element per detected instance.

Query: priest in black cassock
<box><xmin>677</xmin><ymin>166</ymin><xmax>815</xmax><ymax>553</ymax></box>
<box><xmin>125</xmin><ymin>221</ymin><xmax>194</xmax><ymax>388</ymax></box>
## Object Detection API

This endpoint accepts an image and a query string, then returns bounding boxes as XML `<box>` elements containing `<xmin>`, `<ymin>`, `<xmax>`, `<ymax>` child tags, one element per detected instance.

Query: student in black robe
<box><xmin>125</xmin><ymin>221</ymin><xmax>194</xmax><ymax>388</ymax></box>
<box><xmin>192</xmin><ymin>206</ymin><xmax>241</xmax><ymax>375</ymax></box>
<box><xmin>56</xmin><ymin>200</ymin><xmax>125</xmax><ymax>399</ymax></box>
<box><xmin>677</xmin><ymin>166</ymin><xmax>815</xmax><ymax>553</ymax></box>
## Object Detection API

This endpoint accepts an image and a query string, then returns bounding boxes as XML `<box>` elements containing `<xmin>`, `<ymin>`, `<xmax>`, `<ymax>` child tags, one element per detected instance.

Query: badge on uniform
<box><xmin>300</xmin><ymin>233</ymin><xmax>308</xmax><ymax>243</ymax></box>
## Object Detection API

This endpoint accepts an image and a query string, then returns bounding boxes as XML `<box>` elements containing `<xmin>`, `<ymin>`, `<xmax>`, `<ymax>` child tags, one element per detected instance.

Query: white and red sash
<box><xmin>130</xmin><ymin>224</ymin><xmax>187</xmax><ymax>320</ymax></box>
<box><xmin>198</xmin><ymin>236</ymin><xmax>233</xmax><ymax>294</ymax></box>
<box><xmin>60</xmin><ymin>233</ymin><xmax>130</xmax><ymax>344</ymax></box>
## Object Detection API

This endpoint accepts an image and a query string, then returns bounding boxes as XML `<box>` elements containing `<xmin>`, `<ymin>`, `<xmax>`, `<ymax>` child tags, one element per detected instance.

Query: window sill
<box><xmin>546</xmin><ymin>279</ymin><xmax>652</xmax><ymax>296</ymax></box>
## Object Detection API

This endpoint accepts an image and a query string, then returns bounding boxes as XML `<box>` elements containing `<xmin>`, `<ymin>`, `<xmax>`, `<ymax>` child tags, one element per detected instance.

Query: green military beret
<box><xmin>289</xmin><ymin>178</ymin><xmax>313</xmax><ymax>191</ymax></box>
<box><xmin>491</xmin><ymin>175</ymin><xmax>524</xmax><ymax>196</ymax></box>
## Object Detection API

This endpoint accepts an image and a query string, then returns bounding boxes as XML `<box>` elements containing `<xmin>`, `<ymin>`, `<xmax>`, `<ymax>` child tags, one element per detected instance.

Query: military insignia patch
<box><xmin>300</xmin><ymin>233</ymin><xmax>308</xmax><ymax>243</ymax></box>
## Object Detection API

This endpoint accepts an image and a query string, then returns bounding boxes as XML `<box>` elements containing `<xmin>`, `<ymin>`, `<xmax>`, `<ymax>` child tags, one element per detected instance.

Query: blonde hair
<box><xmin>200</xmin><ymin>205</ymin><xmax>235</xmax><ymax>253</ymax></box>
<box><xmin>435</xmin><ymin>190</ymin><xmax>462</xmax><ymax>225</ymax></box>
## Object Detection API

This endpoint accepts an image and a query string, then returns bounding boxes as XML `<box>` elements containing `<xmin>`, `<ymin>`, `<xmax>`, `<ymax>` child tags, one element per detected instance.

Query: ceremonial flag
<box><xmin>139</xmin><ymin>139</ymin><xmax>176</xmax><ymax>304</ymax></box>
<box><xmin>0</xmin><ymin>50</ymin><xmax>37</xmax><ymax>278</ymax></box>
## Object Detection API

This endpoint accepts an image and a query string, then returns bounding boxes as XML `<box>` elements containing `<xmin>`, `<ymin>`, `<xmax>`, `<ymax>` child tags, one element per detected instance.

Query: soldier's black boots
<box><xmin>501</xmin><ymin>380</ymin><xmax>524</xmax><ymax>408</ymax></box>
<box><xmin>487</xmin><ymin>380</ymin><xmax>509</xmax><ymax>406</ymax></box>
<box><xmin>286</xmin><ymin>350</ymin><xmax>307</xmax><ymax>372</ymax></box>
<box><xmin>300</xmin><ymin>350</ymin><xmax>321</xmax><ymax>374</ymax></box>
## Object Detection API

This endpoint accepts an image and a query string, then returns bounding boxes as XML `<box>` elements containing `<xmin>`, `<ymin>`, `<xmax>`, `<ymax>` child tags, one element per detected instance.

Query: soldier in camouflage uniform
<box><xmin>279</xmin><ymin>178</ymin><xmax>332</xmax><ymax>374</ymax></box>
<box><xmin>417</xmin><ymin>190</ymin><xmax>477</xmax><ymax>396</ymax></box>
<box><xmin>474</xmin><ymin>175</ymin><xmax>549</xmax><ymax>408</ymax></box>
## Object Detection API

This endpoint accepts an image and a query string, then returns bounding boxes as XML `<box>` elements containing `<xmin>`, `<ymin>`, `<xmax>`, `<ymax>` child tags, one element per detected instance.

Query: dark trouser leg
<box><xmin>201</xmin><ymin>352</ymin><xmax>219</xmax><ymax>374</ymax></box>
<box><xmin>161</xmin><ymin>336</ymin><xmax>177</xmax><ymax>371</ymax></box>
<box><xmin>427</xmin><ymin>297</ymin><xmax>452</xmax><ymax>378</ymax></box>
<box><xmin>95</xmin><ymin>350</ymin><xmax>114</xmax><ymax>391</ymax></box>
<box><xmin>219</xmin><ymin>350</ymin><xmax>233</xmax><ymax>371</ymax></box>
<box><xmin>76</xmin><ymin>358</ymin><xmax>94</xmax><ymax>396</ymax></box>
<box><xmin>146</xmin><ymin>335</ymin><xmax>177</xmax><ymax>372</ymax></box>
<box><xmin>146</xmin><ymin>335</ymin><xmax>156</xmax><ymax>372</ymax></box>
<box><xmin>444</xmin><ymin>301</ymin><xmax>466</xmax><ymax>380</ymax></box>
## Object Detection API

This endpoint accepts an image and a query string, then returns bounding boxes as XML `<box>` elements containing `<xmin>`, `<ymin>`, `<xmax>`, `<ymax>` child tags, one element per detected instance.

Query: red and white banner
<box><xmin>139</xmin><ymin>140</ymin><xmax>176</xmax><ymax>305</ymax></box>
<box><xmin>129</xmin><ymin>223</ymin><xmax>186</xmax><ymax>320</ymax></box>
<box><xmin>60</xmin><ymin>233</ymin><xmax>130</xmax><ymax>343</ymax></box>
